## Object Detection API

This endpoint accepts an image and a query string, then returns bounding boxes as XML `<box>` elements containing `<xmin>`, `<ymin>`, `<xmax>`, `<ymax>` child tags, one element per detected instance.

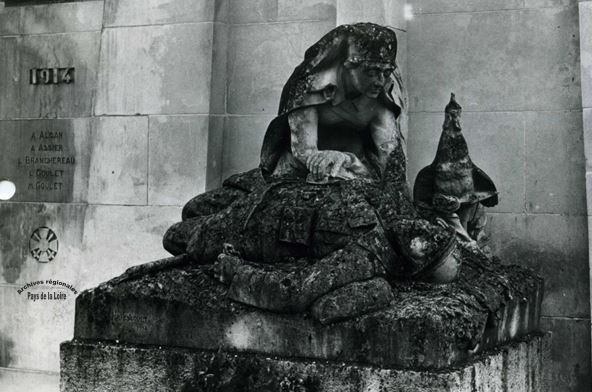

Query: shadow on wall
<box><xmin>0</xmin><ymin>332</ymin><xmax>14</xmax><ymax>367</ymax></box>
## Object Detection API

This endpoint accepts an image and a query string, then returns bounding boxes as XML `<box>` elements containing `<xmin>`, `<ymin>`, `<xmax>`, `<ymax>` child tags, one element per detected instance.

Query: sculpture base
<box><xmin>60</xmin><ymin>333</ymin><xmax>550</xmax><ymax>392</ymax></box>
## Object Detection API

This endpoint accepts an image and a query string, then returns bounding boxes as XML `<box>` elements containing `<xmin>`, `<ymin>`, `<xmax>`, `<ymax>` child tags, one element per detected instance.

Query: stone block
<box><xmin>0</xmin><ymin>202</ymin><xmax>172</xmax><ymax>285</ymax></box>
<box><xmin>148</xmin><ymin>115</ymin><xmax>209</xmax><ymax>205</ymax></box>
<box><xmin>525</xmin><ymin>111</ymin><xmax>585</xmax><ymax>215</ymax></box>
<box><xmin>0</xmin><ymin>203</ymin><xmax>88</xmax><ymax>285</ymax></box>
<box><xmin>95</xmin><ymin>23</ymin><xmax>214</xmax><ymax>115</ymax></box>
<box><xmin>72</xmin><ymin>256</ymin><xmax>542</xmax><ymax>371</ymax></box>
<box><xmin>586</xmin><ymin>172</ymin><xmax>592</xmax><ymax>214</ymax></box>
<box><xmin>504</xmin><ymin>340</ymin><xmax>529</xmax><ymax>391</ymax></box>
<box><xmin>520</xmin><ymin>7</ymin><xmax>581</xmax><ymax>111</ymax></box>
<box><xmin>472</xmin><ymin>350</ymin><xmax>504</xmax><ymax>392</ymax></box>
<box><xmin>488</xmin><ymin>213</ymin><xmax>590</xmax><ymax>318</ymax></box>
<box><xmin>407</xmin><ymin>111</ymin><xmax>525</xmax><ymax>213</ymax></box>
<box><xmin>278</xmin><ymin>0</ymin><xmax>336</xmax><ymax>22</ymax></box>
<box><xmin>409</xmin><ymin>0</ymin><xmax>523</xmax><ymax>14</ymax></box>
<box><xmin>0</xmin><ymin>368</ymin><xmax>58</xmax><ymax>392</ymax></box>
<box><xmin>222</xmin><ymin>115</ymin><xmax>274</xmax><ymax>179</ymax></box>
<box><xmin>0</xmin><ymin>32</ymin><xmax>100</xmax><ymax>119</ymax></box>
<box><xmin>0</xmin><ymin>202</ymin><xmax>176</xmax><ymax>289</ymax></box>
<box><xmin>337</xmin><ymin>0</ymin><xmax>405</xmax><ymax>28</ymax></box>
<box><xmin>60</xmin><ymin>334</ymin><xmax>549</xmax><ymax>392</ymax></box>
<box><xmin>79</xmin><ymin>205</ymin><xmax>177</xmax><ymax>289</ymax></box>
<box><xmin>541</xmin><ymin>317</ymin><xmax>591</xmax><ymax>392</ymax></box>
<box><xmin>88</xmin><ymin>117</ymin><xmax>148</xmax><ymax>205</ymax></box>
<box><xmin>408</xmin><ymin>7</ymin><xmax>580</xmax><ymax>112</ymax></box>
<box><xmin>584</xmin><ymin>108</ymin><xmax>592</xmax><ymax>170</ymax></box>
<box><xmin>525</xmin><ymin>0</ymin><xmax>581</xmax><ymax>8</ymax></box>
<box><xmin>229</xmin><ymin>0</ymin><xmax>278</xmax><ymax>23</ymax></box>
<box><xmin>227</xmin><ymin>21</ymin><xmax>334</xmax><ymax>114</ymax></box>
<box><xmin>0</xmin><ymin>38</ymin><xmax>17</xmax><ymax>118</ymax></box>
<box><xmin>20</xmin><ymin>1</ymin><xmax>103</xmax><ymax>34</ymax></box>
<box><xmin>0</xmin><ymin>118</ymin><xmax>92</xmax><ymax>203</ymax></box>
<box><xmin>0</xmin><ymin>6</ymin><xmax>21</xmax><ymax>35</ymax></box>
<box><xmin>581</xmin><ymin>2</ymin><xmax>592</xmax><ymax>109</ymax></box>
<box><xmin>104</xmin><ymin>0</ymin><xmax>217</xmax><ymax>27</ymax></box>
<box><xmin>0</xmin><ymin>285</ymin><xmax>74</xmax><ymax>372</ymax></box>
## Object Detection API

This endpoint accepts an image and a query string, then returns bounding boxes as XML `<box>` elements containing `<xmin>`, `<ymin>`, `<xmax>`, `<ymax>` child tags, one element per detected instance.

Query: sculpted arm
<box><xmin>288</xmin><ymin>106</ymin><xmax>319</xmax><ymax>163</ymax></box>
<box><xmin>370</xmin><ymin>107</ymin><xmax>401</xmax><ymax>170</ymax></box>
<box><xmin>288</xmin><ymin>107</ymin><xmax>353</xmax><ymax>181</ymax></box>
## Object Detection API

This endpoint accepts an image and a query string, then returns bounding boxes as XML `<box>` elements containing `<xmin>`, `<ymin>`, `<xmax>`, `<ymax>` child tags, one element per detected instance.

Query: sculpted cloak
<box><xmin>259</xmin><ymin>23</ymin><xmax>408</xmax><ymax>181</ymax></box>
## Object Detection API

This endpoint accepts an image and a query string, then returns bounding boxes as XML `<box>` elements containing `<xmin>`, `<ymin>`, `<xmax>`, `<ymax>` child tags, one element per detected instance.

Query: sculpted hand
<box><xmin>305</xmin><ymin>150</ymin><xmax>351</xmax><ymax>181</ymax></box>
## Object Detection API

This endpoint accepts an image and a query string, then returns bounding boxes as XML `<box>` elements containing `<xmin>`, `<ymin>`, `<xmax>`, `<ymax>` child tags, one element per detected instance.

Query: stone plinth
<box><xmin>61</xmin><ymin>333</ymin><xmax>550</xmax><ymax>392</ymax></box>
<box><xmin>68</xmin><ymin>251</ymin><xmax>543</xmax><ymax>370</ymax></box>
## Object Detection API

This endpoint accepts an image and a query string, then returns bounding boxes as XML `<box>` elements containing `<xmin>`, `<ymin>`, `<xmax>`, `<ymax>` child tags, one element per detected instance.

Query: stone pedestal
<box><xmin>61</xmin><ymin>333</ymin><xmax>549</xmax><ymax>392</ymax></box>
<box><xmin>60</xmin><ymin>252</ymin><xmax>549</xmax><ymax>391</ymax></box>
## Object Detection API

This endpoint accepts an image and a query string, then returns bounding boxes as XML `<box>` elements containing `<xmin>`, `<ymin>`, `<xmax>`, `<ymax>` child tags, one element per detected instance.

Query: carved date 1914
<box><xmin>29</xmin><ymin>67</ymin><xmax>75</xmax><ymax>85</ymax></box>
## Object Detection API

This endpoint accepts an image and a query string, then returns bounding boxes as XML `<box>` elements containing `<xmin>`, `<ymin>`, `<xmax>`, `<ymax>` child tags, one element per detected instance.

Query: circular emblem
<box><xmin>29</xmin><ymin>226</ymin><xmax>59</xmax><ymax>263</ymax></box>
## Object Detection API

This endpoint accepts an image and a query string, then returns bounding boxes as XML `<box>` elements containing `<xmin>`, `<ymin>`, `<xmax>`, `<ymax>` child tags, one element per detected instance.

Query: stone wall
<box><xmin>0</xmin><ymin>0</ymin><xmax>225</xmax><ymax>388</ymax></box>
<box><xmin>405</xmin><ymin>1</ymin><xmax>590</xmax><ymax>391</ymax></box>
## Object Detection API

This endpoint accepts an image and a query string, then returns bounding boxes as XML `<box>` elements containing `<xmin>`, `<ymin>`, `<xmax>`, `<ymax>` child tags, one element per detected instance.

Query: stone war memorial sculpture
<box><xmin>61</xmin><ymin>23</ymin><xmax>549</xmax><ymax>391</ymax></box>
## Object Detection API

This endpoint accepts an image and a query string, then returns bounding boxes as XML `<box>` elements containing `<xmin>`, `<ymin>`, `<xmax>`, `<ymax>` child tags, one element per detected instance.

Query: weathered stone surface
<box><xmin>586</xmin><ymin>172</ymin><xmax>592</xmax><ymax>213</ymax></box>
<box><xmin>408</xmin><ymin>112</ymin><xmax>524</xmax><ymax>213</ymax></box>
<box><xmin>472</xmin><ymin>350</ymin><xmax>504</xmax><ymax>392</ymax></box>
<box><xmin>0</xmin><ymin>203</ymin><xmax>88</xmax><ymax>285</ymax></box>
<box><xmin>397</xmin><ymin>30</ymin><xmax>408</xmax><ymax>95</ymax></box>
<box><xmin>148</xmin><ymin>115</ymin><xmax>209</xmax><ymax>205</ymax></box>
<box><xmin>488</xmin><ymin>213</ymin><xmax>590</xmax><ymax>318</ymax></box>
<box><xmin>95</xmin><ymin>23</ymin><xmax>214</xmax><ymax>115</ymax></box>
<box><xmin>20</xmin><ymin>1</ymin><xmax>103</xmax><ymax>34</ymax></box>
<box><xmin>408</xmin><ymin>7</ymin><xmax>580</xmax><ymax>112</ymax></box>
<box><xmin>520</xmin><ymin>7</ymin><xmax>581</xmax><ymax>111</ymax></box>
<box><xmin>0</xmin><ymin>118</ymin><xmax>92</xmax><ymax>203</ymax></box>
<box><xmin>88</xmin><ymin>117</ymin><xmax>148</xmax><ymax>205</ymax></box>
<box><xmin>79</xmin><ymin>205</ymin><xmax>177</xmax><ymax>289</ymax></box>
<box><xmin>311</xmin><ymin>278</ymin><xmax>394</xmax><ymax>325</ymax></box>
<box><xmin>0</xmin><ymin>32</ymin><xmax>100</xmax><ymax>119</ymax></box>
<box><xmin>0</xmin><ymin>203</ymin><xmax>175</xmax><ymax>288</ymax></box>
<box><xmin>0</xmin><ymin>368</ymin><xmax>58</xmax><ymax>392</ymax></box>
<box><xmin>0</xmin><ymin>285</ymin><xmax>74</xmax><ymax>372</ymax></box>
<box><xmin>409</xmin><ymin>0</ymin><xmax>523</xmax><ymax>14</ymax></box>
<box><xmin>582</xmin><ymin>2</ymin><xmax>592</xmax><ymax>109</ymax></box>
<box><xmin>229</xmin><ymin>0</ymin><xmax>278</xmax><ymax>23</ymax></box>
<box><xmin>336</xmin><ymin>0</ymin><xmax>405</xmax><ymax>28</ymax></box>
<box><xmin>221</xmin><ymin>115</ymin><xmax>273</xmax><ymax>179</ymax></box>
<box><xmin>278</xmin><ymin>0</ymin><xmax>335</xmax><ymax>21</ymax></box>
<box><xmin>72</xmin><ymin>254</ymin><xmax>542</xmax><ymax>369</ymax></box>
<box><xmin>0</xmin><ymin>38</ymin><xmax>18</xmax><ymax>118</ymax></box>
<box><xmin>525</xmin><ymin>0</ymin><xmax>583</xmax><ymax>8</ymax></box>
<box><xmin>60</xmin><ymin>334</ymin><xmax>549</xmax><ymax>392</ymax></box>
<box><xmin>210</xmin><ymin>23</ymin><xmax>228</xmax><ymax>115</ymax></box>
<box><xmin>583</xmin><ymin>108</ymin><xmax>592</xmax><ymax>171</ymax></box>
<box><xmin>0</xmin><ymin>6</ymin><xmax>21</xmax><ymax>35</ymax></box>
<box><xmin>205</xmin><ymin>115</ymin><xmax>224</xmax><ymax>190</ymax></box>
<box><xmin>525</xmin><ymin>111</ymin><xmax>585</xmax><ymax>215</ymax></box>
<box><xmin>104</xmin><ymin>0</ymin><xmax>219</xmax><ymax>26</ymax></box>
<box><xmin>541</xmin><ymin>317</ymin><xmax>591</xmax><ymax>392</ymax></box>
<box><xmin>227</xmin><ymin>21</ymin><xmax>334</xmax><ymax>114</ymax></box>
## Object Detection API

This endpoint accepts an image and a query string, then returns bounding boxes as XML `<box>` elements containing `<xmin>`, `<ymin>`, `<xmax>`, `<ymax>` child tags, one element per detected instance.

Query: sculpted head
<box><xmin>343</xmin><ymin>60</ymin><xmax>395</xmax><ymax>99</ymax></box>
<box><xmin>340</xmin><ymin>24</ymin><xmax>398</xmax><ymax>99</ymax></box>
